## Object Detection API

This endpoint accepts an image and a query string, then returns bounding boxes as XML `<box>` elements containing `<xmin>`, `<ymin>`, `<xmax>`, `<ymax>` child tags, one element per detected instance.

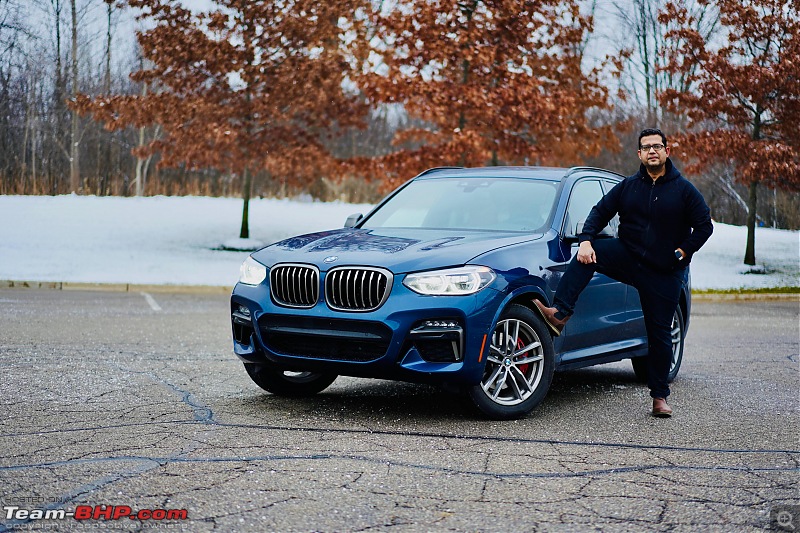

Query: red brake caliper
<box><xmin>516</xmin><ymin>338</ymin><xmax>529</xmax><ymax>374</ymax></box>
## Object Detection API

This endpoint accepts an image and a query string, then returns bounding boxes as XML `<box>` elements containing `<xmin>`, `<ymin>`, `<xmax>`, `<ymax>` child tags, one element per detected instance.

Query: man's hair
<box><xmin>638</xmin><ymin>128</ymin><xmax>667</xmax><ymax>148</ymax></box>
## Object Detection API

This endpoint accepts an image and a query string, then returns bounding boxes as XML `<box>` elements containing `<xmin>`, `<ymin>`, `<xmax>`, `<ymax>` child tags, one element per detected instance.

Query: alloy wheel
<box><xmin>670</xmin><ymin>311</ymin><xmax>682</xmax><ymax>372</ymax></box>
<box><xmin>480</xmin><ymin>318</ymin><xmax>545</xmax><ymax>406</ymax></box>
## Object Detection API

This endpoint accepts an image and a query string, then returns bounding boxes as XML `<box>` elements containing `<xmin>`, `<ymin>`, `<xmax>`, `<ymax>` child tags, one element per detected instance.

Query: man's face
<box><xmin>638</xmin><ymin>134</ymin><xmax>669</xmax><ymax>169</ymax></box>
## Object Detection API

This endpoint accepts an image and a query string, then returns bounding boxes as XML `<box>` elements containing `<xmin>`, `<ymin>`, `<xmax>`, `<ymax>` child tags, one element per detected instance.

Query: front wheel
<box><xmin>468</xmin><ymin>304</ymin><xmax>555</xmax><ymax>420</ymax></box>
<box><xmin>244</xmin><ymin>363</ymin><xmax>337</xmax><ymax>397</ymax></box>
<box><xmin>631</xmin><ymin>305</ymin><xmax>685</xmax><ymax>383</ymax></box>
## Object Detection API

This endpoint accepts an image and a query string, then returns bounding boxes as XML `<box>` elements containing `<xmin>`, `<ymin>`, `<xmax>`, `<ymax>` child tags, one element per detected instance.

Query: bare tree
<box><xmin>612</xmin><ymin>0</ymin><xmax>720</xmax><ymax>120</ymax></box>
<box><xmin>132</xmin><ymin>79</ymin><xmax>160</xmax><ymax>197</ymax></box>
<box><xmin>69</xmin><ymin>0</ymin><xmax>80</xmax><ymax>191</ymax></box>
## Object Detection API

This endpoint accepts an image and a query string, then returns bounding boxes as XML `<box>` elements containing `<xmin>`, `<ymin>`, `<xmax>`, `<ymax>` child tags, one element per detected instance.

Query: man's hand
<box><xmin>577</xmin><ymin>241</ymin><xmax>596</xmax><ymax>264</ymax></box>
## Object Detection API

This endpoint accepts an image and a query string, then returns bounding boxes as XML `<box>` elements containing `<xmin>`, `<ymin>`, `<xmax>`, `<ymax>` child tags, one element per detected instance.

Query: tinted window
<box><xmin>564</xmin><ymin>179</ymin><xmax>604</xmax><ymax>236</ymax></box>
<box><xmin>364</xmin><ymin>178</ymin><xmax>558</xmax><ymax>232</ymax></box>
<box><xmin>602</xmin><ymin>179</ymin><xmax>621</xmax><ymax>235</ymax></box>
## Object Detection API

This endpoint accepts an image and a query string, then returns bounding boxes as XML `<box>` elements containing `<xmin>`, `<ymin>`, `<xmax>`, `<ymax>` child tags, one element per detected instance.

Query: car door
<box><xmin>556</xmin><ymin>177</ymin><xmax>630</xmax><ymax>359</ymax></box>
<box><xmin>600</xmin><ymin>178</ymin><xmax>648</xmax><ymax>340</ymax></box>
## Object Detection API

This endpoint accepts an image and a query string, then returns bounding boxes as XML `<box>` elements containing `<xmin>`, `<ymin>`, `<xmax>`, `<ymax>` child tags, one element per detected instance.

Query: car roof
<box><xmin>415</xmin><ymin>166</ymin><xmax>623</xmax><ymax>182</ymax></box>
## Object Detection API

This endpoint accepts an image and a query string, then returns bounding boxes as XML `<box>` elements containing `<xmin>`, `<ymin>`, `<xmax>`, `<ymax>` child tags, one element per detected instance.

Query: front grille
<box><xmin>270</xmin><ymin>264</ymin><xmax>319</xmax><ymax>308</ymax></box>
<box><xmin>259</xmin><ymin>315</ymin><xmax>392</xmax><ymax>362</ymax></box>
<box><xmin>325</xmin><ymin>267</ymin><xmax>393</xmax><ymax>312</ymax></box>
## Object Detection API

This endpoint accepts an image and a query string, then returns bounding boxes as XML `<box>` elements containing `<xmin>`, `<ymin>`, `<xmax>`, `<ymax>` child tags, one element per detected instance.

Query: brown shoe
<box><xmin>533</xmin><ymin>299</ymin><xmax>569</xmax><ymax>336</ymax></box>
<box><xmin>652</xmin><ymin>398</ymin><xmax>673</xmax><ymax>418</ymax></box>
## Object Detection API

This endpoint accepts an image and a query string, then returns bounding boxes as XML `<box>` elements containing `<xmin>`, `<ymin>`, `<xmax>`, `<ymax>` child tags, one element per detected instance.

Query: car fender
<box><xmin>483</xmin><ymin>284</ymin><xmax>550</xmax><ymax>346</ymax></box>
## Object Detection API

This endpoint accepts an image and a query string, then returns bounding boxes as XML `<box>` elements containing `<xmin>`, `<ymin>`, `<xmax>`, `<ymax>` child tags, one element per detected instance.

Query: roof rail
<box><xmin>566</xmin><ymin>166</ymin><xmax>626</xmax><ymax>178</ymax></box>
<box><xmin>417</xmin><ymin>166</ymin><xmax>465</xmax><ymax>177</ymax></box>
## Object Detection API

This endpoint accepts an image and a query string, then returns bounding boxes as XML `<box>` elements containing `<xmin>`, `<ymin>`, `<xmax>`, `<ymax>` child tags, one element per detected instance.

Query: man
<box><xmin>534</xmin><ymin>128</ymin><xmax>713</xmax><ymax>418</ymax></box>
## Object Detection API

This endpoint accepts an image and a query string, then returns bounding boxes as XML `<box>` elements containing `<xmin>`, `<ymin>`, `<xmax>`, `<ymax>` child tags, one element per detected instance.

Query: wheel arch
<box><xmin>468</xmin><ymin>295</ymin><xmax>557</xmax><ymax>419</ymax></box>
<box><xmin>489</xmin><ymin>286</ymin><xmax>552</xmax><ymax>337</ymax></box>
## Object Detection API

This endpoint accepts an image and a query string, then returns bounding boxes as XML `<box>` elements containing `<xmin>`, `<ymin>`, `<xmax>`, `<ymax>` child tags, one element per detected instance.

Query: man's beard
<box><xmin>645</xmin><ymin>159</ymin><xmax>665</xmax><ymax>171</ymax></box>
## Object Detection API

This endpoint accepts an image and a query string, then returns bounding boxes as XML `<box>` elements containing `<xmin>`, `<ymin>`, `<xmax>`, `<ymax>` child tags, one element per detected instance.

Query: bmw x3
<box><xmin>230</xmin><ymin>166</ymin><xmax>690</xmax><ymax>419</ymax></box>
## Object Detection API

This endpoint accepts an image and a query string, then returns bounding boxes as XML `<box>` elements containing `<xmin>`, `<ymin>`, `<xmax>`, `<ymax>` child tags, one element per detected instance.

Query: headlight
<box><xmin>403</xmin><ymin>266</ymin><xmax>496</xmax><ymax>296</ymax></box>
<box><xmin>239</xmin><ymin>256</ymin><xmax>267</xmax><ymax>286</ymax></box>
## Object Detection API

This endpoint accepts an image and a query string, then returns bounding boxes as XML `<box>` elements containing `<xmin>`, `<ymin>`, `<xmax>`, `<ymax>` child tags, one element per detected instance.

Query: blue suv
<box><xmin>230</xmin><ymin>167</ymin><xmax>690</xmax><ymax>419</ymax></box>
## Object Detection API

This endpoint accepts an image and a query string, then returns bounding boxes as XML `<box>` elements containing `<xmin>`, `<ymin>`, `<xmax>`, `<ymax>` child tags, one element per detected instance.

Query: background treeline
<box><xmin>0</xmin><ymin>0</ymin><xmax>797</xmax><ymax>236</ymax></box>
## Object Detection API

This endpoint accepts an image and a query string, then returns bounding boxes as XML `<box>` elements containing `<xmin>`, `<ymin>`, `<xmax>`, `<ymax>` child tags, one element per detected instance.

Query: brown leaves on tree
<box><xmin>659</xmin><ymin>0</ymin><xmax>800</xmax><ymax>191</ymax></box>
<box><xmin>354</xmin><ymin>0</ymin><xmax>618</xmax><ymax>189</ymax></box>
<box><xmin>76</xmin><ymin>0</ymin><xmax>370</xmax><ymax>185</ymax></box>
<box><xmin>77</xmin><ymin>0</ymin><xmax>624</xmax><ymax>197</ymax></box>
<box><xmin>658</xmin><ymin>0</ymin><xmax>799</xmax><ymax>264</ymax></box>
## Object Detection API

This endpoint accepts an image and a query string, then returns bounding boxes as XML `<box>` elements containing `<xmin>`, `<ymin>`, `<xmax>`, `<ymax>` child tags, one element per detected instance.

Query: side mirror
<box><xmin>344</xmin><ymin>213</ymin><xmax>363</xmax><ymax>228</ymax></box>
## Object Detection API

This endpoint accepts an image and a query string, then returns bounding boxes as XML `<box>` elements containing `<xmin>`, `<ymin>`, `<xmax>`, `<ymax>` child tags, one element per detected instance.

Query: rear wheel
<box><xmin>468</xmin><ymin>304</ymin><xmax>555</xmax><ymax>420</ymax></box>
<box><xmin>244</xmin><ymin>363</ymin><xmax>337</xmax><ymax>397</ymax></box>
<box><xmin>631</xmin><ymin>306</ymin><xmax>685</xmax><ymax>383</ymax></box>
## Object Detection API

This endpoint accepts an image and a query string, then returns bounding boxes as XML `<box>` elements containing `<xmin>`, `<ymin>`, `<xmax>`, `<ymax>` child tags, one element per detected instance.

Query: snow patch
<box><xmin>0</xmin><ymin>196</ymin><xmax>796</xmax><ymax>289</ymax></box>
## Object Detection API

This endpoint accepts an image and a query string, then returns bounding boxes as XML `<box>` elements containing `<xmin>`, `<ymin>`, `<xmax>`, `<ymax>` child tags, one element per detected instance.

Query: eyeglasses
<box><xmin>639</xmin><ymin>144</ymin><xmax>665</xmax><ymax>152</ymax></box>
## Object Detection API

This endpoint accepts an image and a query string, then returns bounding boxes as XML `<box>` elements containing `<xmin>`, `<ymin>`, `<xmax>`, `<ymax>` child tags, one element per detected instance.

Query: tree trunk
<box><xmin>637</xmin><ymin>0</ymin><xmax>652</xmax><ymax>113</ymax></box>
<box><xmin>53</xmin><ymin>0</ymin><xmax>67</xmax><ymax>193</ymax></box>
<box><xmin>239</xmin><ymin>167</ymin><xmax>251</xmax><ymax>239</ymax></box>
<box><xmin>22</xmin><ymin>86</ymin><xmax>30</xmax><ymax>192</ymax></box>
<box><xmin>456</xmin><ymin>57</ymin><xmax>469</xmax><ymax>166</ymax></box>
<box><xmin>133</xmin><ymin>83</ymin><xmax>151</xmax><ymax>196</ymax></box>
<box><xmin>456</xmin><ymin>1</ymin><xmax>476</xmax><ymax>167</ymax></box>
<box><xmin>135</xmin><ymin>125</ymin><xmax>146</xmax><ymax>197</ymax></box>
<box><xmin>69</xmin><ymin>0</ymin><xmax>80</xmax><ymax>193</ymax></box>
<box><xmin>100</xmin><ymin>0</ymin><xmax>113</xmax><ymax>196</ymax></box>
<box><xmin>744</xmin><ymin>107</ymin><xmax>763</xmax><ymax>266</ymax></box>
<box><xmin>104</xmin><ymin>1</ymin><xmax>112</xmax><ymax>93</ymax></box>
<box><xmin>744</xmin><ymin>180</ymin><xmax>757</xmax><ymax>266</ymax></box>
<box><xmin>31</xmin><ymin>92</ymin><xmax>37</xmax><ymax>194</ymax></box>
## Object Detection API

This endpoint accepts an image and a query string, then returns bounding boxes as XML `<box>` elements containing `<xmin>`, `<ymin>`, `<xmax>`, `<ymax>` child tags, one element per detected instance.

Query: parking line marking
<box><xmin>141</xmin><ymin>292</ymin><xmax>162</xmax><ymax>312</ymax></box>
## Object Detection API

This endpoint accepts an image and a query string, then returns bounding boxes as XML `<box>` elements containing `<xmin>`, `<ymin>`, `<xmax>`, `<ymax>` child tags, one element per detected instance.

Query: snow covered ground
<box><xmin>0</xmin><ymin>195</ymin><xmax>797</xmax><ymax>290</ymax></box>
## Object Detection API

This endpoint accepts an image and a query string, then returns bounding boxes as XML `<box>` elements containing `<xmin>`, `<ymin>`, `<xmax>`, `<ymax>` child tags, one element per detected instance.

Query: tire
<box><xmin>468</xmin><ymin>304</ymin><xmax>555</xmax><ymax>420</ymax></box>
<box><xmin>631</xmin><ymin>305</ymin><xmax>685</xmax><ymax>383</ymax></box>
<box><xmin>244</xmin><ymin>363</ymin><xmax>337</xmax><ymax>397</ymax></box>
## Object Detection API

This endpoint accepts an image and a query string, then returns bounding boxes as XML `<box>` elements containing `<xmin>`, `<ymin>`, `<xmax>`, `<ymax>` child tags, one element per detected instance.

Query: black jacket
<box><xmin>579</xmin><ymin>158</ymin><xmax>713</xmax><ymax>272</ymax></box>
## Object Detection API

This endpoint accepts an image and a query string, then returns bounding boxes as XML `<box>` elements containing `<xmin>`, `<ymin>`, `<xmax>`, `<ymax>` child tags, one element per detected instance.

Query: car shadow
<box><xmin>249</xmin><ymin>379</ymin><xmax>472</xmax><ymax>421</ymax></box>
<box><xmin>231</xmin><ymin>362</ymin><xmax>646</xmax><ymax>422</ymax></box>
<box><xmin>551</xmin><ymin>362</ymin><xmax>643</xmax><ymax>392</ymax></box>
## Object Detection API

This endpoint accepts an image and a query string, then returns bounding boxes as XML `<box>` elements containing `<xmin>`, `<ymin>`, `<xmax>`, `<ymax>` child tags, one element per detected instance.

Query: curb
<box><xmin>2</xmin><ymin>279</ymin><xmax>797</xmax><ymax>300</ymax></box>
<box><xmin>690</xmin><ymin>292</ymin><xmax>799</xmax><ymax>302</ymax></box>
<box><xmin>0</xmin><ymin>280</ymin><xmax>233</xmax><ymax>294</ymax></box>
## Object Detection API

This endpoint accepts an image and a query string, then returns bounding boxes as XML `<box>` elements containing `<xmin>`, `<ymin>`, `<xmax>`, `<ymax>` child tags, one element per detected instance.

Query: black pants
<box><xmin>553</xmin><ymin>238</ymin><xmax>686</xmax><ymax>399</ymax></box>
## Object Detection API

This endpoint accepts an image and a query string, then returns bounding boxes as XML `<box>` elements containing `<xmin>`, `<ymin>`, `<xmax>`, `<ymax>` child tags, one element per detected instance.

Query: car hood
<box><xmin>252</xmin><ymin>228</ymin><xmax>543</xmax><ymax>273</ymax></box>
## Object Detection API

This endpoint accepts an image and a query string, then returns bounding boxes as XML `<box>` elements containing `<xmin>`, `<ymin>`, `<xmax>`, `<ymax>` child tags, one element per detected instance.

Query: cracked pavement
<box><xmin>0</xmin><ymin>290</ymin><xmax>797</xmax><ymax>531</ymax></box>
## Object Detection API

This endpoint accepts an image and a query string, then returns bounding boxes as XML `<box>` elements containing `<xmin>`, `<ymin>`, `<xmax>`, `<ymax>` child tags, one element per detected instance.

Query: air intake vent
<box><xmin>270</xmin><ymin>264</ymin><xmax>319</xmax><ymax>308</ymax></box>
<box><xmin>259</xmin><ymin>315</ymin><xmax>392</xmax><ymax>362</ymax></box>
<box><xmin>325</xmin><ymin>267</ymin><xmax>393</xmax><ymax>312</ymax></box>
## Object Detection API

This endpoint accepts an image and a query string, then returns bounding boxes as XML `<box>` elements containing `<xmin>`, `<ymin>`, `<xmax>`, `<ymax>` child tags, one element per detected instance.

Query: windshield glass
<box><xmin>363</xmin><ymin>177</ymin><xmax>558</xmax><ymax>232</ymax></box>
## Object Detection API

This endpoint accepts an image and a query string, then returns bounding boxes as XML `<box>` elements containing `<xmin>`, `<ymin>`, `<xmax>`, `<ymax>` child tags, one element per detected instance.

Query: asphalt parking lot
<box><xmin>0</xmin><ymin>289</ymin><xmax>797</xmax><ymax>532</ymax></box>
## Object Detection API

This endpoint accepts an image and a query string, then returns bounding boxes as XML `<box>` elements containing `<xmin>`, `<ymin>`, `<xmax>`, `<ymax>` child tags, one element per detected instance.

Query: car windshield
<box><xmin>363</xmin><ymin>177</ymin><xmax>558</xmax><ymax>232</ymax></box>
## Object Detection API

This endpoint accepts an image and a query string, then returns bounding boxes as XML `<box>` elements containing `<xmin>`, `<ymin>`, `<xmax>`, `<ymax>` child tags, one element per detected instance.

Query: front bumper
<box><xmin>230</xmin><ymin>280</ymin><xmax>503</xmax><ymax>387</ymax></box>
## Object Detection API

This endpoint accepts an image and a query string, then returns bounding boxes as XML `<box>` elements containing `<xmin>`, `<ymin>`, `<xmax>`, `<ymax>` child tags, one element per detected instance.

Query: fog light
<box><xmin>424</xmin><ymin>320</ymin><xmax>457</xmax><ymax>328</ymax></box>
<box><xmin>409</xmin><ymin>319</ymin><xmax>464</xmax><ymax>362</ymax></box>
<box><xmin>231</xmin><ymin>305</ymin><xmax>254</xmax><ymax>345</ymax></box>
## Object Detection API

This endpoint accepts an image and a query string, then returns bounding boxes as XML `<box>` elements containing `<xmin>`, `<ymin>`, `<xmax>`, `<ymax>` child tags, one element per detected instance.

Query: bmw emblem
<box><xmin>323</xmin><ymin>256</ymin><xmax>338</xmax><ymax>264</ymax></box>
